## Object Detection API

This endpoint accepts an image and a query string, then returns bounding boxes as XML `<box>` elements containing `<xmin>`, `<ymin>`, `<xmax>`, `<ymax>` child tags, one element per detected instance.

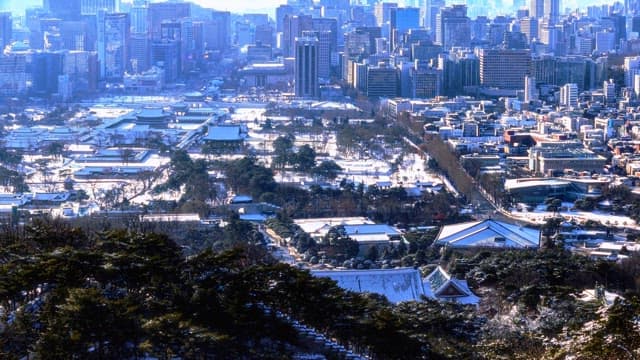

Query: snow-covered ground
<box><xmin>509</xmin><ymin>202</ymin><xmax>638</xmax><ymax>228</ymax></box>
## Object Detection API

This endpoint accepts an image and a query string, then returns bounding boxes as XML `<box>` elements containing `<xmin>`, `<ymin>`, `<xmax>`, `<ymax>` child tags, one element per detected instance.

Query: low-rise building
<box><xmin>435</xmin><ymin>219</ymin><xmax>540</xmax><ymax>249</ymax></box>
<box><xmin>528</xmin><ymin>141</ymin><xmax>607</xmax><ymax>175</ymax></box>
<box><xmin>312</xmin><ymin>266</ymin><xmax>479</xmax><ymax>304</ymax></box>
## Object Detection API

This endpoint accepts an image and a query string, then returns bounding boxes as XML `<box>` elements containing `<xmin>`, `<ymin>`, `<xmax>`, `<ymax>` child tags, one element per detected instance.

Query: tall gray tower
<box><xmin>295</xmin><ymin>36</ymin><xmax>319</xmax><ymax>99</ymax></box>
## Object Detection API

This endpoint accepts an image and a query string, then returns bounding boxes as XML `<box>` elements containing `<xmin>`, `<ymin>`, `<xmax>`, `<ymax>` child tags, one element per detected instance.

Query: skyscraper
<box><xmin>283</xmin><ymin>14</ymin><xmax>312</xmax><ymax>57</ymax></box>
<box><xmin>543</xmin><ymin>0</ymin><xmax>559</xmax><ymax>24</ymax></box>
<box><xmin>410</xmin><ymin>60</ymin><xmax>441</xmax><ymax>98</ymax></box>
<box><xmin>63</xmin><ymin>50</ymin><xmax>99</xmax><ymax>93</ymax></box>
<box><xmin>478</xmin><ymin>48</ymin><xmax>531</xmax><ymax>89</ymax></box>
<box><xmin>302</xmin><ymin>30</ymin><xmax>331</xmax><ymax>80</ymax></box>
<box><xmin>130</xmin><ymin>3</ymin><xmax>148</xmax><ymax>33</ymax></box>
<box><xmin>206</xmin><ymin>10</ymin><xmax>230</xmax><ymax>51</ymax></box>
<box><xmin>45</xmin><ymin>0</ymin><xmax>82</xmax><ymax>21</ymax></box>
<box><xmin>520</xmin><ymin>17</ymin><xmax>538</xmax><ymax>43</ymax></box>
<box><xmin>81</xmin><ymin>0</ymin><xmax>119</xmax><ymax>15</ymax></box>
<box><xmin>604</xmin><ymin>79</ymin><xmax>616</xmax><ymax>104</ymax></box>
<box><xmin>529</xmin><ymin>0</ymin><xmax>544</xmax><ymax>19</ymax></box>
<box><xmin>390</xmin><ymin>7</ymin><xmax>420</xmax><ymax>51</ymax></box>
<box><xmin>524</xmin><ymin>75</ymin><xmax>538</xmax><ymax>102</ymax></box>
<box><xmin>98</xmin><ymin>12</ymin><xmax>130</xmax><ymax>79</ymax></box>
<box><xmin>276</xmin><ymin>4</ymin><xmax>295</xmax><ymax>33</ymax></box>
<box><xmin>0</xmin><ymin>53</ymin><xmax>27</xmax><ymax>96</ymax></box>
<box><xmin>294</xmin><ymin>36</ymin><xmax>319</xmax><ymax>99</ymax></box>
<box><xmin>129</xmin><ymin>33</ymin><xmax>149</xmax><ymax>74</ymax></box>
<box><xmin>148</xmin><ymin>2</ymin><xmax>190</xmax><ymax>41</ymax></box>
<box><xmin>374</xmin><ymin>2</ymin><xmax>397</xmax><ymax>27</ymax></box>
<box><xmin>31</xmin><ymin>51</ymin><xmax>64</xmax><ymax>95</ymax></box>
<box><xmin>60</xmin><ymin>21</ymin><xmax>88</xmax><ymax>51</ymax></box>
<box><xmin>423</xmin><ymin>0</ymin><xmax>445</xmax><ymax>32</ymax></box>
<box><xmin>151</xmin><ymin>39</ymin><xmax>180</xmax><ymax>83</ymax></box>
<box><xmin>0</xmin><ymin>12</ymin><xmax>11</xmax><ymax>51</ymax></box>
<box><xmin>435</xmin><ymin>5</ymin><xmax>471</xmax><ymax>50</ymax></box>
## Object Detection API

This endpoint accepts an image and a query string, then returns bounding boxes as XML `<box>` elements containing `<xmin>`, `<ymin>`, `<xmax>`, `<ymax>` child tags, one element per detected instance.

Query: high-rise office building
<box><xmin>390</xmin><ymin>7</ymin><xmax>420</xmax><ymax>51</ymax></box>
<box><xmin>524</xmin><ymin>75</ymin><xmax>537</xmax><ymax>102</ymax></box>
<box><xmin>624</xmin><ymin>56</ymin><xmax>640</xmax><ymax>89</ymax></box>
<box><xmin>543</xmin><ymin>0</ymin><xmax>559</xmax><ymax>24</ymax></box>
<box><xmin>603</xmin><ymin>14</ymin><xmax>626</xmax><ymax>46</ymax></box>
<box><xmin>439</xmin><ymin>50</ymin><xmax>479</xmax><ymax>96</ymax></box>
<box><xmin>520</xmin><ymin>17</ymin><xmax>538</xmax><ymax>43</ymax></box>
<box><xmin>530</xmin><ymin>0</ymin><xmax>544</xmax><ymax>19</ymax></box>
<box><xmin>435</xmin><ymin>5</ymin><xmax>471</xmax><ymax>50</ymax></box>
<box><xmin>98</xmin><ymin>12</ymin><xmax>130</xmax><ymax>79</ymax></box>
<box><xmin>0</xmin><ymin>53</ymin><xmax>27</xmax><ymax>96</ymax></box>
<box><xmin>410</xmin><ymin>60</ymin><xmax>441</xmax><ymax>98</ymax></box>
<box><xmin>374</xmin><ymin>2</ymin><xmax>397</xmax><ymax>27</ymax></box>
<box><xmin>81</xmin><ymin>0</ymin><xmax>119</xmax><ymax>15</ymax></box>
<box><xmin>63</xmin><ymin>50</ymin><xmax>99</xmax><ymax>93</ymax></box>
<box><xmin>302</xmin><ymin>30</ymin><xmax>331</xmax><ymax>80</ymax></box>
<box><xmin>294</xmin><ymin>36</ymin><xmax>319</xmax><ymax>98</ymax></box>
<box><xmin>595</xmin><ymin>30</ymin><xmax>616</xmax><ymax>52</ymax></box>
<box><xmin>129</xmin><ymin>32</ymin><xmax>149</xmax><ymax>73</ymax></box>
<box><xmin>283</xmin><ymin>14</ymin><xmax>312</xmax><ymax>57</ymax></box>
<box><xmin>352</xmin><ymin>26</ymin><xmax>381</xmax><ymax>54</ymax></box>
<box><xmin>31</xmin><ymin>51</ymin><xmax>64</xmax><ymax>95</ymax></box>
<box><xmin>45</xmin><ymin>0</ymin><xmax>81</xmax><ymax>20</ymax></box>
<box><xmin>208</xmin><ymin>10</ymin><xmax>230</xmax><ymax>50</ymax></box>
<box><xmin>559</xmin><ymin>83</ymin><xmax>578</xmax><ymax>107</ymax></box>
<box><xmin>366</xmin><ymin>61</ymin><xmax>398</xmax><ymax>98</ymax></box>
<box><xmin>180</xmin><ymin>19</ymin><xmax>200</xmax><ymax>73</ymax></box>
<box><xmin>478</xmin><ymin>48</ymin><xmax>531</xmax><ymax>89</ymax></box>
<box><xmin>555</xmin><ymin>56</ymin><xmax>594</xmax><ymax>91</ymax></box>
<box><xmin>276</xmin><ymin>4</ymin><xmax>295</xmax><ymax>33</ymax></box>
<box><xmin>532</xmin><ymin>54</ymin><xmax>556</xmax><ymax>85</ymax></box>
<box><xmin>60</xmin><ymin>21</ymin><xmax>88</xmax><ymax>51</ymax></box>
<box><xmin>235</xmin><ymin>20</ymin><xmax>253</xmax><ymax>46</ymax></box>
<box><xmin>0</xmin><ymin>12</ymin><xmax>11</xmax><ymax>51</ymax></box>
<box><xmin>255</xmin><ymin>24</ymin><xmax>274</xmax><ymax>47</ymax></box>
<box><xmin>423</xmin><ymin>0</ymin><xmax>445</xmax><ymax>32</ymax></box>
<box><xmin>148</xmin><ymin>2</ymin><xmax>190</xmax><ymax>41</ymax></box>
<box><xmin>130</xmin><ymin>3</ymin><xmax>148</xmax><ymax>33</ymax></box>
<box><xmin>604</xmin><ymin>79</ymin><xmax>616</xmax><ymax>104</ymax></box>
<box><xmin>151</xmin><ymin>39</ymin><xmax>180</xmax><ymax>83</ymax></box>
<box><xmin>312</xmin><ymin>17</ymin><xmax>338</xmax><ymax>53</ymax></box>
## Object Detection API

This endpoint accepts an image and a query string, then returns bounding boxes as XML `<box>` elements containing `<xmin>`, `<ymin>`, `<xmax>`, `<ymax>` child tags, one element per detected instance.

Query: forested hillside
<box><xmin>0</xmin><ymin>217</ymin><xmax>638</xmax><ymax>359</ymax></box>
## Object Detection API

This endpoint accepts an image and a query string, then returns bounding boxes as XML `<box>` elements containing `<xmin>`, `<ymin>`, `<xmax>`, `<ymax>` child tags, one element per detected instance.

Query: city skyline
<box><xmin>0</xmin><ymin>0</ymin><xmax>625</xmax><ymax>18</ymax></box>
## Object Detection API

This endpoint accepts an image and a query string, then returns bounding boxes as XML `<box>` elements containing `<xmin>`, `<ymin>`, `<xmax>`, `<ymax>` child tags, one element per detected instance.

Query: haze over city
<box><xmin>0</xmin><ymin>0</ymin><xmax>622</xmax><ymax>16</ymax></box>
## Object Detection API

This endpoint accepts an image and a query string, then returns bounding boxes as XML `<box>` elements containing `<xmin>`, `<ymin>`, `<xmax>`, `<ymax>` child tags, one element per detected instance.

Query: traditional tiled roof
<box><xmin>312</xmin><ymin>267</ymin><xmax>480</xmax><ymax>305</ymax></box>
<box><xmin>203</xmin><ymin>126</ymin><xmax>244</xmax><ymax>141</ymax></box>
<box><xmin>435</xmin><ymin>219</ymin><xmax>540</xmax><ymax>249</ymax></box>
<box><xmin>312</xmin><ymin>268</ymin><xmax>425</xmax><ymax>303</ymax></box>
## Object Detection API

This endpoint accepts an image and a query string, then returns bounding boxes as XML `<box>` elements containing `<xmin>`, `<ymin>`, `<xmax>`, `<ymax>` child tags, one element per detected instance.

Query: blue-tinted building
<box><xmin>31</xmin><ymin>51</ymin><xmax>64</xmax><ymax>96</ymax></box>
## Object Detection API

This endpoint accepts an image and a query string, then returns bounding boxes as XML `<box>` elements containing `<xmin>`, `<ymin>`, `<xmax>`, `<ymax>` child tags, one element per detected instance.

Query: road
<box><xmin>402</xmin><ymin>136</ymin><xmax>504</xmax><ymax>220</ymax></box>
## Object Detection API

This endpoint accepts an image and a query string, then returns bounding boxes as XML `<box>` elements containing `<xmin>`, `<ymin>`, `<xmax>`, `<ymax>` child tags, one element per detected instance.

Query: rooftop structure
<box><xmin>312</xmin><ymin>266</ymin><xmax>479</xmax><ymax>305</ymax></box>
<box><xmin>435</xmin><ymin>219</ymin><xmax>540</xmax><ymax>249</ymax></box>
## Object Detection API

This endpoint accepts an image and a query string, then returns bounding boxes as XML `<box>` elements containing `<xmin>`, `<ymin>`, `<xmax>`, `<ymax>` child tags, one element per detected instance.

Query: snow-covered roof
<box><xmin>423</xmin><ymin>266</ymin><xmax>479</xmax><ymax>305</ymax></box>
<box><xmin>32</xmin><ymin>192</ymin><xmax>71</xmax><ymax>202</ymax></box>
<box><xmin>294</xmin><ymin>217</ymin><xmax>373</xmax><ymax>235</ymax></box>
<box><xmin>343</xmin><ymin>224</ymin><xmax>401</xmax><ymax>236</ymax></box>
<box><xmin>435</xmin><ymin>219</ymin><xmax>540</xmax><ymax>249</ymax></box>
<box><xmin>312</xmin><ymin>268</ymin><xmax>426</xmax><ymax>303</ymax></box>
<box><xmin>203</xmin><ymin>126</ymin><xmax>244</xmax><ymax>141</ymax></box>
<box><xmin>312</xmin><ymin>266</ymin><xmax>480</xmax><ymax>305</ymax></box>
<box><xmin>349</xmin><ymin>234</ymin><xmax>394</xmax><ymax>243</ymax></box>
